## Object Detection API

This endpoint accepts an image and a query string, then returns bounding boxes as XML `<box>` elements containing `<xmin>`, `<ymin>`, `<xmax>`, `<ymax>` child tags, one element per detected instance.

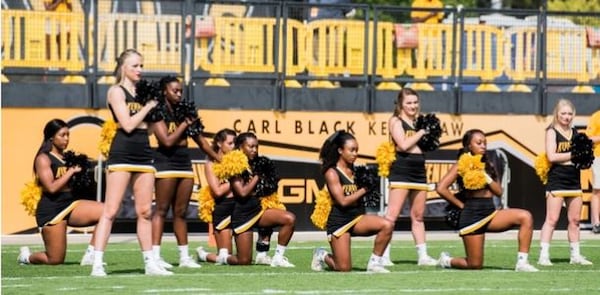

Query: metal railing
<box><xmin>2</xmin><ymin>1</ymin><xmax>599</xmax><ymax>109</ymax></box>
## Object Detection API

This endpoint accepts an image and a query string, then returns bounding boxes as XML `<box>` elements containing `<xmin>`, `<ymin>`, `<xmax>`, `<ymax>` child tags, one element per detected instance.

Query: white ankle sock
<box><xmin>416</xmin><ymin>243</ymin><xmax>428</xmax><ymax>259</ymax></box>
<box><xmin>152</xmin><ymin>245</ymin><xmax>161</xmax><ymax>258</ymax></box>
<box><xmin>93</xmin><ymin>250</ymin><xmax>104</xmax><ymax>266</ymax></box>
<box><xmin>143</xmin><ymin>250</ymin><xmax>154</xmax><ymax>263</ymax></box>
<box><xmin>178</xmin><ymin>245</ymin><xmax>189</xmax><ymax>259</ymax></box>
<box><xmin>540</xmin><ymin>242</ymin><xmax>550</xmax><ymax>257</ymax></box>
<box><xmin>275</xmin><ymin>244</ymin><xmax>286</xmax><ymax>257</ymax></box>
<box><xmin>570</xmin><ymin>242</ymin><xmax>580</xmax><ymax>257</ymax></box>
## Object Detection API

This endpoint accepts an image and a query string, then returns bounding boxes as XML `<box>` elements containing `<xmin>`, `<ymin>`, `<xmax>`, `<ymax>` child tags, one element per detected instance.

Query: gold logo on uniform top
<box><xmin>168</xmin><ymin>122</ymin><xmax>177</xmax><ymax>134</ymax></box>
<box><xmin>127</xmin><ymin>102</ymin><xmax>142</xmax><ymax>112</ymax></box>
<box><xmin>557</xmin><ymin>141</ymin><xmax>571</xmax><ymax>153</ymax></box>
<box><xmin>406</xmin><ymin>130</ymin><xmax>415</xmax><ymax>137</ymax></box>
<box><xmin>56</xmin><ymin>167</ymin><xmax>67</xmax><ymax>178</ymax></box>
<box><xmin>342</xmin><ymin>184</ymin><xmax>358</xmax><ymax>196</ymax></box>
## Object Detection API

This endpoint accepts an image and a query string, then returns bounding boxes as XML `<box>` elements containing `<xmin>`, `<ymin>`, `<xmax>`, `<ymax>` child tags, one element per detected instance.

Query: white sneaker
<box><xmin>311</xmin><ymin>248</ymin><xmax>326</xmax><ymax>271</ymax></box>
<box><xmin>255</xmin><ymin>254</ymin><xmax>273</xmax><ymax>265</ymax></box>
<box><xmin>196</xmin><ymin>246</ymin><xmax>208</xmax><ymax>262</ymax></box>
<box><xmin>570</xmin><ymin>255</ymin><xmax>593</xmax><ymax>265</ymax></box>
<box><xmin>17</xmin><ymin>246</ymin><xmax>31</xmax><ymax>265</ymax></box>
<box><xmin>438</xmin><ymin>252</ymin><xmax>452</xmax><ymax>269</ymax></box>
<box><xmin>270</xmin><ymin>255</ymin><xmax>295</xmax><ymax>268</ymax></box>
<box><xmin>515</xmin><ymin>262</ymin><xmax>539</xmax><ymax>272</ymax></box>
<box><xmin>380</xmin><ymin>257</ymin><xmax>395</xmax><ymax>266</ymax></box>
<box><xmin>216</xmin><ymin>254</ymin><xmax>229</xmax><ymax>265</ymax></box>
<box><xmin>145</xmin><ymin>260</ymin><xmax>174</xmax><ymax>276</ymax></box>
<box><xmin>80</xmin><ymin>251</ymin><xmax>94</xmax><ymax>266</ymax></box>
<box><xmin>179</xmin><ymin>256</ymin><xmax>202</xmax><ymax>268</ymax></box>
<box><xmin>90</xmin><ymin>264</ymin><xmax>107</xmax><ymax>277</ymax></box>
<box><xmin>366</xmin><ymin>259</ymin><xmax>390</xmax><ymax>273</ymax></box>
<box><xmin>537</xmin><ymin>256</ymin><xmax>553</xmax><ymax>266</ymax></box>
<box><xmin>156</xmin><ymin>256</ymin><xmax>174</xmax><ymax>269</ymax></box>
<box><xmin>417</xmin><ymin>255</ymin><xmax>438</xmax><ymax>266</ymax></box>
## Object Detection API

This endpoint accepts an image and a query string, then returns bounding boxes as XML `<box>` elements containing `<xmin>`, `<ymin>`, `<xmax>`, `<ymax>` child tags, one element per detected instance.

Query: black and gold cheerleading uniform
<box><xmin>231</xmin><ymin>173</ymin><xmax>264</xmax><ymax>234</ymax></box>
<box><xmin>458</xmin><ymin>197</ymin><xmax>498</xmax><ymax>236</ymax></box>
<box><xmin>546</xmin><ymin>127</ymin><xmax>582</xmax><ymax>197</ymax></box>
<box><xmin>326</xmin><ymin>167</ymin><xmax>365</xmax><ymax>238</ymax></box>
<box><xmin>213</xmin><ymin>190</ymin><xmax>235</xmax><ymax>231</ymax></box>
<box><xmin>35</xmin><ymin>152</ymin><xmax>81</xmax><ymax>227</ymax></box>
<box><xmin>388</xmin><ymin>118</ymin><xmax>428</xmax><ymax>191</ymax></box>
<box><xmin>154</xmin><ymin>110</ymin><xmax>193</xmax><ymax>179</ymax></box>
<box><xmin>106</xmin><ymin>86</ymin><xmax>155</xmax><ymax>173</ymax></box>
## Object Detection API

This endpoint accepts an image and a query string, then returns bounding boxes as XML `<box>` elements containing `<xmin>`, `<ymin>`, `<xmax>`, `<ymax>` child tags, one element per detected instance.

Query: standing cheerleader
<box><xmin>196</xmin><ymin>129</ymin><xmax>237</xmax><ymax>264</ymax></box>
<box><xmin>18</xmin><ymin>119</ymin><xmax>103</xmax><ymax>266</ymax></box>
<box><xmin>150</xmin><ymin>76</ymin><xmax>219</xmax><ymax>269</ymax></box>
<box><xmin>310</xmin><ymin>131</ymin><xmax>393</xmax><ymax>273</ymax></box>
<box><xmin>382</xmin><ymin>88</ymin><xmax>437</xmax><ymax>266</ymax></box>
<box><xmin>436</xmin><ymin>129</ymin><xmax>538</xmax><ymax>271</ymax></box>
<box><xmin>90</xmin><ymin>49</ymin><xmax>170</xmax><ymax>276</ymax></box>
<box><xmin>586</xmin><ymin>108</ymin><xmax>600</xmax><ymax>233</ymax></box>
<box><xmin>220</xmin><ymin>132</ymin><xmax>296</xmax><ymax>267</ymax></box>
<box><xmin>538</xmin><ymin>99</ymin><xmax>593</xmax><ymax>266</ymax></box>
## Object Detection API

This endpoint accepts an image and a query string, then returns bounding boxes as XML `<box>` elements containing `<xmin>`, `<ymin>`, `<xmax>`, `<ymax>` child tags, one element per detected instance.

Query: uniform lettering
<box><xmin>56</xmin><ymin>167</ymin><xmax>67</xmax><ymax>178</ymax></box>
<box><xmin>557</xmin><ymin>142</ymin><xmax>570</xmax><ymax>153</ymax></box>
<box><xmin>168</xmin><ymin>122</ymin><xmax>177</xmax><ymax>134</ymax></box>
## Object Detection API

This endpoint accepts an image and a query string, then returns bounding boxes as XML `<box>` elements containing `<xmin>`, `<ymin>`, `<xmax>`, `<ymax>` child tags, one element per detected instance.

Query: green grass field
<box><xmin>2</xmin><ymin>238</ymin><xmax>600</xmax><ymax>294</ymax></box>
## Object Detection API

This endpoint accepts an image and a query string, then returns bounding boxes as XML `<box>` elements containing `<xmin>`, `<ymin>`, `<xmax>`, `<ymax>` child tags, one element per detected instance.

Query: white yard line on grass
<box><xmin>3</xmin><ymin>269</ymin><xmax>600</xmax><ymax>282</ymax></box>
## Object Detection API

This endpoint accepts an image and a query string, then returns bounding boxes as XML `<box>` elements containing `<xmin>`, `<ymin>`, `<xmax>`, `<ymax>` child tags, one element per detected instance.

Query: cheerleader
<box><xmin>90</xmin><ymin>49</ymin><xmax>171</xmax><ymax>276</ymax></box>
<box><xmin>538</xmin><ymin>99</ymin><xmax>593</xmax><ymax>266</ymax></box>
<box><xmin>221</xmin><ymin>132</ymin><xmax>296</xmax><ymax>267</ymax></box>
<box><xmin>436</xmin><ymin>129</ymin><xmax>538</xmax><ymax>271</ymax></box>
<box><xmin>586</xmin><ymin>108</ymin><xmax>600</xmax><ymax>234</ymax></box>
<box><xmin>310</xmin><ymin>131</ymin><xmax>393</xmax><ymax>273</ymax></box>
<box><xmin>18</xmin><ymin>119</ymin><xmax>103</xmax><ymax>266</ymax></box>
<box><xmin>150</xmin><ymin>76</ymin><xmax>219</xmax><ymax>269</ymax></box>
<box><xmin>196</xmin><ymin>129</ymin><xmax>237</xmax><ymax>264</ymax></box>
<box><xmin>382</xmin><ymin>88</ymin><xmax>436</xmax><ymax>266</ymax></box>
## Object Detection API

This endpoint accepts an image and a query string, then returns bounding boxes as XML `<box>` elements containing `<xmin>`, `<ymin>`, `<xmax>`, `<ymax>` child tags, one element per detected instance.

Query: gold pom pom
<box><xmin>213</xmin><ymin>150</ymin><xmax>250</xmax><ymax>181</ymax></box>
<box><xmin>20</xmin><ymin>179</ymin><xmax>41</xmax><ymax>216</ymax></box>
<box><xmin>375</xmin><ymin>141</ymin><xmax>396</xmax><ymax>177</ymax></box>
<box><xmin>310</xmin><ymin>187</ymin><xmax>332</xmax><ymax>230</ymax></box>
<box><xmin>260</xmin><ymin>193</ymin><xmax>286</xmax><ymax>210</ymax></box>
<box><xmin>98</xmin><ymin>119</ymin><xmax>117</xmax><ymax>158</ymax></box>
<box><xmin>534</xmin><ymin>152</ymin><xmax>550</xmax><ymax>185</ymax></box>
<box><xmin>457</xmin><ymin>153</ymin><xmax>487</xmax><ymax>190</ymax></box>
<box><xmin>197</xmin><ymin>186</ymin><xmax>215</xmax><ymax>223</ymax></box>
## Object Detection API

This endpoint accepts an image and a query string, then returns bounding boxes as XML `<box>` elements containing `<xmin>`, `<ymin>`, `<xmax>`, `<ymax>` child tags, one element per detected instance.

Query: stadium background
<box><xmin>2</xmin><ymin>0</ymin><xmax>599</xmax><ymax>235</ymax></box>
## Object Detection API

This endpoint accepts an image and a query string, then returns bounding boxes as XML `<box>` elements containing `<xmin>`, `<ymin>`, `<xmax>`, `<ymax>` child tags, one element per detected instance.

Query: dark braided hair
<box><xmin>456</xmin><ymin>129</ymin><xmax>498</xmax><ymax>190</ymax></box>
<box><xmin>212</xmin><ymin>128</ymin><xmax>237</xmax><ymax>153</ymax></box>
<box><xmin>158</xmin><ymin>75</ymin><xmax>180</xmax><ymax>105</ymax></box>
<box><xmin>33</xmin><ymin>119</ymin><xmax>68</xmax><ymax>173</ymax></box>
<box><xmin>319</xmin><ymin>130</ymin><xmax>356</xmax><ymax>175</ymax></box>
<box><xmin>235</xmin><ymin>132</ymin><xmax>258</xmax><ymax>149</ymax></box>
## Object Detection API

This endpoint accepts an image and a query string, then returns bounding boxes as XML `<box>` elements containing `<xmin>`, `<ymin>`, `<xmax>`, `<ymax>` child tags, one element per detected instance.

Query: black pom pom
<box><xmin>173</xmin><ymin>99</ymin><xmax>205</xmax><ymax>137</ymax></box>
<box><xmin>571</xmin><ymin>132</ymin><xmax>594</xmax><ymax>170</ymax></box>
<box><xmin>249</xmin><ymin>156</ymin><xmax>280</xmax><ymax>198</ymax></box>
<box><xmin>444</xmin><ymin>206</ymin><xmax>461</xmax><ymax>230</ymax></box>
<box><xmin>186</xmin><ymin>119</ymin><xmax>205</xmax><ymax>137</ymax></box>
<box><xmin>135</xmin><ymin>79</ymin><xmax>161</xmax><ymax>105</ymax></box>
<box><xmin>354</xmin><ymin>165</ymin><xmax>381</xmax><ymax>208</ymax></box>
<box><xmin>173</xmin><ymin>99</ymin><xmax>199</xmax><ymax>122</ymax></box>
<box><xmin>63</xmin><ymin>151</ymin><xmax>94</xmax><ymax>195</ymax></box>
<box><xmin>415</xmin><ymin>113</ymin><xmax>442</xmax><ymax>152</ymax></box>
<box><xmin>145</xmin><ymin>100</ymin><xmax>166</xmax><ymax>123</ymax></box>
<box><xmin>134</xmin><ymin>79</ymin><xmax>162</xmax><ymax>122</ymax></box>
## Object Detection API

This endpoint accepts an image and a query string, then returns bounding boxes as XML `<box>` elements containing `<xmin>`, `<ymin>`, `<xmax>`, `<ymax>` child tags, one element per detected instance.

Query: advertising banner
<box><xmin>2</xmin><ymin>109</ymin><xmax>593</xmax><ymax>234</ymax></box>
